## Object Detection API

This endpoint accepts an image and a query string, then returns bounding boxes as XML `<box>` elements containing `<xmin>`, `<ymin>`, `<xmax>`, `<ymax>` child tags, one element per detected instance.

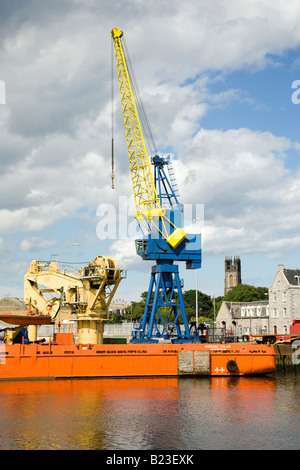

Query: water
<box><xmin>0</xmin><ymin>371</ymin><xmax>298</xmax><ymax>450</ymax></box>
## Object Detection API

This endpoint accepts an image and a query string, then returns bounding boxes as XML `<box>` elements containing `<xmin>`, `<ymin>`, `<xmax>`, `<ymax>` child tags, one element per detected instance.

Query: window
<box><xmin>257</xmin><ymin>307</ymin><xmax>261</xmax><ymax>316</ymax></box>
<box><xmin>273</xmin><ymin>292</ymin><xmax>276</xmax><ymax>302</ymax></box>
<box><xmin>135</xmin><ymin>240</ymin><xmax>147</xmax><ymax>253</ymax></box>
<box><xmin>241</xmin><ymin>307</ymin><xmax>245</xmax><ymax>317</ymax></box>
<box><xmin>283</xmin><ymin>291</ymin><xmax>287</xmax><ymax>301</ymax></box>
<box><xmin>283</xmin><ymin>308</ymin><xmax>287</xmax><ymax>317</ymax></box>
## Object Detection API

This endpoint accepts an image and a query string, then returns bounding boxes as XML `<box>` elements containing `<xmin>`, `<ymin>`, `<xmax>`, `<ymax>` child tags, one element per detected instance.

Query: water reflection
<box><xmin>0</xmin><ymin>374</ymin><xmax>297</xmax><ymax>450</ymax></box>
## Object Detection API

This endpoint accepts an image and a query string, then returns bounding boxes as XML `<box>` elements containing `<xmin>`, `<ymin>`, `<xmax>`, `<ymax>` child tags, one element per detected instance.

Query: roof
<box><xmin>222</xmin><ymin>301</ymin><xmax>269</xmax><ymax>319</ymax></box>
<box><xmin>283</xmin><ymin>269</ymin><xmax>300</xmax><ymax>286</ymax></box>
<box><xmin>0</xmin><ymin>297</ymin><xmax>27</xmax><ymax>311</ymax></box>
<box><xmin>225</xmin><ymin>301</ymin><xmax>268</xmax><ymax>308</ymax></box>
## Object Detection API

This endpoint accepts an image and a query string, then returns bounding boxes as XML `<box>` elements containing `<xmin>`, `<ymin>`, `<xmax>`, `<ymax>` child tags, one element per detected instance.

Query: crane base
<box><xmin>131</xmin><ymin>262</ymin><xmax>199</xmax><ymax>344</ymax></box>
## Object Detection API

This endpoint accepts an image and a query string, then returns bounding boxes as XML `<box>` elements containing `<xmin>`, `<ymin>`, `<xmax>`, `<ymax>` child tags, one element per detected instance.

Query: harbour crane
<box><xmin>111</xmin><ymin>27</ymin><xmax>202</xmax><ymax>343</ymax></box>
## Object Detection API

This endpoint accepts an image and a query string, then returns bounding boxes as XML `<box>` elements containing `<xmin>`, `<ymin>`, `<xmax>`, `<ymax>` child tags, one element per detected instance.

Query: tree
<box><xmin>123</xmin><ymin>299</ymin><xmax>145</xmax><ymax>322</ymax></box>
<box><xmin>122</xmin><ymin>289</ymin><xmax>215</xmax><ymax>324</ymax></box>
<box><xmin>108</xmin><ymin>312</ymin><xmax>123</xmax><ymax>324</ymax></box>
<box><xmin>223</xmin><ymin>284</ymin><xmax>268</xmax><ymax>302</ymax></box>
<box><xmin>183</xmin><ymin>289</ymin><xmax>213</xmax><ymax>315</ymax></box>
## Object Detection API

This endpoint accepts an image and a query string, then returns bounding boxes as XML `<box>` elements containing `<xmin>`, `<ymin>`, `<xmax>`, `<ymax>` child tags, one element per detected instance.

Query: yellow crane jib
<box><xmin>111</xmin><ymin>27</ymin><xmax>186</xmax><ymax>249</ymax></box>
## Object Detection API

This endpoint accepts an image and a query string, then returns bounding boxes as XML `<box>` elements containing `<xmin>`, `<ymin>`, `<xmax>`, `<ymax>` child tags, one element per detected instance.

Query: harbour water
<box><xmin>0</xmin><ymin>369</ymin><xmax>298</xmax><ymax>451</ymax></box>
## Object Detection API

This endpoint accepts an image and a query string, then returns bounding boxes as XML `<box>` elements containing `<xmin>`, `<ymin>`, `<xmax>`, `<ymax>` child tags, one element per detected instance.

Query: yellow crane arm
<box><xmin>111</xmin><ymin>27</ymin><xmax>160</xmax><ymax>222</ymax></box>
<box><xmin>111</xmin><ymin>28</ymin><xmax>186</xmax><ymax>248</ymax></box>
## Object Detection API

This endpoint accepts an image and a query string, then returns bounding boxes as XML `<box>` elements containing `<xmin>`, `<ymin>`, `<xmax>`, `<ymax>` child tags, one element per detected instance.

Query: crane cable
<box><xmin>111</xmin><ymin>39</ymin><xmax>115</xmax><ymax>189</ymax></box>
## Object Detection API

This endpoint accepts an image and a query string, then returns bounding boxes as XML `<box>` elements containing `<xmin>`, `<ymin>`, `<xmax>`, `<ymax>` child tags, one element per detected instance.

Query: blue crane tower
<box><xmin>111</xmin><ymin>28</ymin><xmax>202</xmax><ymax>343</ymax></box>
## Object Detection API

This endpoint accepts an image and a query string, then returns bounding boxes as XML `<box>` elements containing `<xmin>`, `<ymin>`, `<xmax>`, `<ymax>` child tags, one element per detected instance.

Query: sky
<box><xmin>1</xmin><ymin>0</ymin><xmax>300</xmax><ymax>303</ymax></box>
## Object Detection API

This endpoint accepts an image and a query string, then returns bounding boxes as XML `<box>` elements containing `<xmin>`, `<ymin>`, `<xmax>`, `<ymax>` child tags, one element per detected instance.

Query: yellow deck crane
<box><xmin>0</xmin><ymin>256</ymin><xmax>123</xmax><ymax>345</ymax></box>
<box><xmin>23</xmin><ymin>257</ymin><xmax>122</xmax><ymax>344</ymax></box>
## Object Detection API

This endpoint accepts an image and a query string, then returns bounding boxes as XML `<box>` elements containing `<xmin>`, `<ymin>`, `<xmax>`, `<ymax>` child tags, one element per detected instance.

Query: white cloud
<box><xmin>169</xmin><ymin>128</ymin><xmax>300</xmax><ymax>257</ymax></box>
<box><xmin>109</xmin><ymin>238</ymin><xmax>144</xmax><ymax>271</ymax></box>
<box><xmin>20</xmin><ymin>236</ymin><xmax>57</xmax><ymax>252</ymax></box>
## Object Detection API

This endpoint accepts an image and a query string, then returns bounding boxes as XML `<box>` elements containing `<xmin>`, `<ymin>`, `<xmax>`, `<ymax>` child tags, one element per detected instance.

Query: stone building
<box><xmin>216</xmin><ymin>263</ymin><xmax>300</xmax><ymax>336</ymax></box>
<box><xmin>224</xmin><ymin>256</ymin><xmax>242</xmax><ymax>295</ymax></box>
<box><xmin>109</xmin><ymin>299</ymin><xmax>129</xmax><ymax>316</ymax></box>
<box><xmin>268</xmin><ymin>264</ymin><xmax>300</xmax><ymax>334</ymax></box>
<box><xmin>216</xmin><ymin>301</ymin><xmax>269</xmax><ymax>336</ymax></box>
<box><xmin>0</xmin><ymin>297</ymin><xmax>26</xmax><ymax>311</ymax></box>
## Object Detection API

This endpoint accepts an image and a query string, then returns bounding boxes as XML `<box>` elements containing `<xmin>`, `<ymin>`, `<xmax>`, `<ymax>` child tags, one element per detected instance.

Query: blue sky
<box><xmin>1</xmin><ymin>0</ymin><xmax>300</xmax><ymax>303</ymax></box>
<box><xmin>202</xmin><ymin>53</ymin><xmax>300</xmax><ymax>141</ymax></box>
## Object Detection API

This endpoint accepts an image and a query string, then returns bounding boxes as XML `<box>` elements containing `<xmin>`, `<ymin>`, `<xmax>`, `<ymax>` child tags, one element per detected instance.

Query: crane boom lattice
<box><xmin>111</xmin><ymin>29</ymin><xmax>158</xmax><ymax>216</ymax></box>
<box><xmin>111</xmin><ymin>27</ymin><xmax>185</xmax><ymax>247</ymax></box>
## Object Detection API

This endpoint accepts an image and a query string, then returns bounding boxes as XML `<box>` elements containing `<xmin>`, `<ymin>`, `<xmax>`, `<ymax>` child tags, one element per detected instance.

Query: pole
<box><xmin>194</xmin><ymin>217</ymin><xmax>199</xmax><ymax>328</ymax></box>
<box><xmin>196</xmin><ymin>268</ymin><xmax>198</xmax><ymax>328</ymax></box>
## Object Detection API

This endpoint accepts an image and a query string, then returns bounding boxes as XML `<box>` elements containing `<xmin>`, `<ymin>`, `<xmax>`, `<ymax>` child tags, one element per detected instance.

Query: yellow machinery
<box><xmin>24</xmin><ymin>256</ymin><xmax>123</xmax><ymax>344</ymax></box>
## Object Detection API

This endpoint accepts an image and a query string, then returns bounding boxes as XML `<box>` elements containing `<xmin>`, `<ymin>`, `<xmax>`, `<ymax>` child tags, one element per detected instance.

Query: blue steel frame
<box><xmin>153</xmin><ymin>155</ymin><xmax>180</xmax><ymax>208</ymax></box>
<box><xmin>131</xmin><ymin>155</ymin><xmax>202</xmax><ymax>344</ymax></box>
<box><xmin>131</xmin><ymin>261</ymin><xmax>198</xmax><ymax>343</ymax></box>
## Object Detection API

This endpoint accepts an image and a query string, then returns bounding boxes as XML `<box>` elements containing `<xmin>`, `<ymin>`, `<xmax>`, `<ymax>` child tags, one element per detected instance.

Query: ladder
<box><xmin>167</xmin><ymin>156</ymin><xmax>180</xmax><ymax>199</ymax></box>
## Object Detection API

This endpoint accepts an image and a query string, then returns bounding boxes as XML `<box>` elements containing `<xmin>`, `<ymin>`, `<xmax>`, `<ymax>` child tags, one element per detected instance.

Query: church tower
<box><xmin>224</xmin><ymin>256</ymin><xmax>242</xmax><ymax>295</ymax></box>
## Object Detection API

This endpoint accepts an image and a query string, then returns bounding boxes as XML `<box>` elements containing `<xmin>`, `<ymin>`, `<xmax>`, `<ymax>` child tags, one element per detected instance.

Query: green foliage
<box><xmin>183</xmin><ymin>289</ymin><xmax>213</xmax><ymax>314</ymax></box>
<box><xmin>108</xmin><ymin>313</ymin><xmax>123</xmax><ymax>324</ymax></box>
<box><xmin>123</xmin><ymin>298</ymin><xmax>146</xmax><ymax>322</ymax></box>
<box><xmin>121</xmin><ymin>289</ymin><xmax>216</xmax><ymax>324</ymax></box>
<box><xmin>223</xmin><ymin>284</ymin><xmax>268</xmax><ymax>302</ymax></box>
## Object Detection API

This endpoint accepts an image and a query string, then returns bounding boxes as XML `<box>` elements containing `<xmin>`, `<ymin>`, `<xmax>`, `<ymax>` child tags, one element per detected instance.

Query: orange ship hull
<box><xmin>0</xmin><ymin>340</ymin><xmax>276</xmax><ymax>380</ymax></box>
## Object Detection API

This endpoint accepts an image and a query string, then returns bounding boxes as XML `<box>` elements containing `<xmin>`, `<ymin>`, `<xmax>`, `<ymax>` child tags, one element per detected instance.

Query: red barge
<box><xmin>0</xmin><ymin>332</ymin><xmax>276</xmax><ymax>381</ymax></box>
